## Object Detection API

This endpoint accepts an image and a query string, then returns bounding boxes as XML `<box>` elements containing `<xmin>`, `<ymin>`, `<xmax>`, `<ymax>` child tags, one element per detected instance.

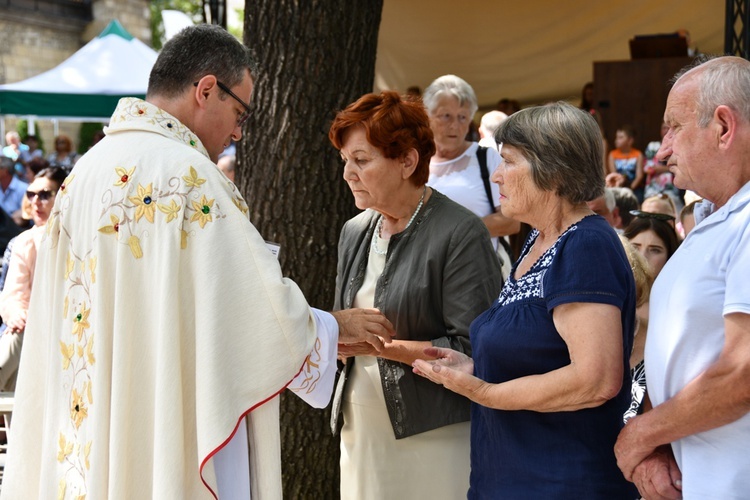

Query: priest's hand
<box><xmin>331</xmin><ymin>308</ymin><xmax>394</xmax><ymax>353</ymax></box>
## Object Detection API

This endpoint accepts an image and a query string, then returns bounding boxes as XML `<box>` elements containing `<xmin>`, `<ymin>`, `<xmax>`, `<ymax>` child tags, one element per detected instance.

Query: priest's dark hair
<box><xmin>147</xmin><ymin>24</ymin><xmax>258</xmax><ymax>99</ymax></box>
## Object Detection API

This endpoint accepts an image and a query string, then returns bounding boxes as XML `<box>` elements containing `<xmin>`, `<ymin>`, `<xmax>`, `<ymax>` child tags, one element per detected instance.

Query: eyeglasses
<box><xmin>629</xmin><ymin>209</ymin><xmax>675</xmax><ymax>222</ymax></box>
<box><xmin>26</xmin><ymin>189</ymin><xmax>56</xmax><ymax>202</ymax></box>
<box><xmin>194</xmin><ymin>80</ymin><xmax>251</xmax><ymax>127</ymax></box>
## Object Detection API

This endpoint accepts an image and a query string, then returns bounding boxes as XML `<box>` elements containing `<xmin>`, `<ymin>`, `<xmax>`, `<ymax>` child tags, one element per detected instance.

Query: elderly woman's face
<box><xmin>340</xmin><ymin>127</ymin><xmax>405</xmax><ymax>212</ymax></box>
<box><xmin>492</xmin><ymin>145</ymin><xmax>543</xmax><ymax>221</ymax></box>
<box><xmin>428</xmin><ymin>96</ymin><xmax>472</xmax><ymax>151</ymax></box>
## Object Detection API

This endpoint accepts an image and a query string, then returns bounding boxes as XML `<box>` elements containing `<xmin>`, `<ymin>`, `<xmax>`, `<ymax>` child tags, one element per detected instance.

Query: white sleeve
<box><xmin>287</xmin><ymin>308</ymin><xmax>339</xmax><ymax>408</ymax></box>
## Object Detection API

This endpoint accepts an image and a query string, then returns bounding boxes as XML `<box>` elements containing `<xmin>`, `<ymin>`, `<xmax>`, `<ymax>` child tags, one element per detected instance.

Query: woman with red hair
<box><xmin>329</xmin><ymin>91</ymin><xmax>502</xmax><ymax>499</ymax></box>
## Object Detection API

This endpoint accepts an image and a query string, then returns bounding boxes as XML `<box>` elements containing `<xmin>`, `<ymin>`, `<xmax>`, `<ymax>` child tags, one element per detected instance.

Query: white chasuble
<box><xmin>1</xmin><ymin>98</ymin><xmax>338</xmax><ymax>499</ymax></box>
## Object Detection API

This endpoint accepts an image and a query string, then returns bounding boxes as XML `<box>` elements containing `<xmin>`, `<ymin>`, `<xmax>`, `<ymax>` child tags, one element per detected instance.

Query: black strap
<box><xmin>477</xmin><ymin>146</ymin><xmax>513</xmax><ymax>265</ymax></box>
<box><xmin>476</xmin><ymin>146</ymin><xmax>496</xmax><ymax>215</ymax></box>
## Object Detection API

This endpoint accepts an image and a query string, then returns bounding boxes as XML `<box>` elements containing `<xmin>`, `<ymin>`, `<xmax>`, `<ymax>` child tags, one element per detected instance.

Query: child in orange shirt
<box><xmin>606</xmin><ymin>125</ymin><xmax>645</xmax><ymax>201</ymax></box>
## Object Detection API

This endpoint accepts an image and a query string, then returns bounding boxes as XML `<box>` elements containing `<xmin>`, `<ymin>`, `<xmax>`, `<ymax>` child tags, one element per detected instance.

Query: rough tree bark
<box><xmin>239</xmin><ymin>2</ymin><xmax>383</xmax><ymax>498</ymax></box>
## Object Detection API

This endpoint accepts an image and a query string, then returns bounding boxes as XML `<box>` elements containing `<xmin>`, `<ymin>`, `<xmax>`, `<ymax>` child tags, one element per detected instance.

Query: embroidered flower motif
<box><xmin>63</xmin><ymin>295</ymin><xmax>69</xmax><ymax>319</ymax></box>
<box><xmin>114</xmin><ymin>167</ymin><xmax>135</xmax><ymax>187</ymax></box>
<box><xmin>129</xmin><ymin>183</ymin><xmax>155</xmax><ymax>223</ymax></box>
<box><xmin>72</xmin><ymin>304</ymin><xmax>91</xmax><ymax>340</ymax></box>
<box><xmin>60</xmin><ymin>341</ymin><xmax>74</xmax><ymax>370</ymax></box>
<box><xmin>98</xmin><ymin>214</ymin><xmax>122</xmax><ymax>238</ymax></box>
<box><xmin>57</xmin><ymin>433</ymin><xmax>74</xmax><ymax>463</ymax></box>
<box><xmin>190</xmin><ymin>195</ymin><xmax>214</xmax><ymax>228</ymax></box>
<box><xmin>157</xmin><ymin>199</ymin><xmax>181</xmax><ymax>223</ymax></box>
<box><xmin>58</xmin><ymin>478</ymin><xmax>67</xmax><ymax>500</ymax></box>
<box><xmin>182</xmin><ymin>166</ymin><xmax>206</xmax><ymax>188</ymax></box>
<box><xmin>181</xmin><ymin>230</ymin><xmax>188</xmax><ymax>249</ymax></box>
<box><xmin>70</xmin><ymin>388</ymin><xmax>88</xmax><ymax>428</ymax></box>
<box><xmin>128</xmin><ymin>235</ymin><xmax>143</xmax><ymax>259</ymax></box>
<box><xmin>232</xmin><ymin>196</ymin><xmax>249</xmax><ymax>215</ymax></box>
<box><xmin>89</xmin><ymin>257</ymin><xmax>97</xmax><ymax>284</ymax></box>
<box><xmin>65</xmin><ymin>252</ymin><xmax>75</xmax><ymax>281</ymax></box>
<box><xmin>84</xmin><ymin>441</ymin><xmax>92</xmax><ymax>470</ymax></box>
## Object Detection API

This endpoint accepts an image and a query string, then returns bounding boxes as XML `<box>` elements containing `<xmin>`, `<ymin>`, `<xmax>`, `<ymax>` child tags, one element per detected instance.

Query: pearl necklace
<box><xmin>371</xmin><ymin>186</ymin><xmax>427</xmax><ymax>256</ymax></box>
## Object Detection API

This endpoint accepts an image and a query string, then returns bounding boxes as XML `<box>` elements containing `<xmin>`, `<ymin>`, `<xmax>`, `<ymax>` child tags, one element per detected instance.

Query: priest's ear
<box><xmin>192</xmin><ymin>76</ymin><xmax>219</xmax><ymax>109</ymax></box>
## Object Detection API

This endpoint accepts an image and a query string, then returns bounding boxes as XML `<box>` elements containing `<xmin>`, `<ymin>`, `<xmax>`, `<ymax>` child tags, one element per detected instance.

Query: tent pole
<box><xmin>28</xmin><ymin>118</ymin><xmax>36</xmax><ymax>136</ymax></box>
<box><xmin>53</xmin><ymin>119</ymin><xmax>59</xmax><ymax>137</ymax></box>
<box><xmin>0</xmin><ymin>118</ymin><xmax>5</xmax><ymax>146</ymax></box>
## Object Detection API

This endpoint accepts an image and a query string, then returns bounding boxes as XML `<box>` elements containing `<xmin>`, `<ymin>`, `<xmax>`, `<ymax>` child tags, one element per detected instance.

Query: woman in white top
<box><xmin>424</xmin><ymin>75</ymin><xmax>520</xmax><ymax>248</ymax></box>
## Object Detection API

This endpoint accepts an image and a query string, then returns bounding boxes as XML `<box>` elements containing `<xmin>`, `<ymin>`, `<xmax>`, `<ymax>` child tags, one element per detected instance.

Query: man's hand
<box><xmin>337</xmin><ymin>341</ymin><xmax>381</xmax><ymax>358</ymax></box>
<box><xmin>615</xmin><ymin>414</ymin><xmax>658</xmax><ymax>481</ymax></box>
<box><xmin>631</xmin><ymin>446</ymin><xmax>682</xmax><ymax>500</ymax></box>
<box><xmin>331</xmin><ymin>308</ymin><xmax>394</xmax><ymax>354</ymax></box>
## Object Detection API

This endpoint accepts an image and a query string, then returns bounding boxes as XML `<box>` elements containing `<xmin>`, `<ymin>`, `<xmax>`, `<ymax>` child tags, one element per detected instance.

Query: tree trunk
<box><xmin>240</xmin><ymin>1</ymin><xmax>383</xmax><ymax>498</ymax></box>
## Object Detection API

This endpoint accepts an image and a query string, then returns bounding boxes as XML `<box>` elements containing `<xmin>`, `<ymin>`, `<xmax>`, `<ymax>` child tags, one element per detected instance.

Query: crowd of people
<box><xmin>0</xmin><ymin>23</ymin><xmax>748</xmax><ymax>500</ymax></box>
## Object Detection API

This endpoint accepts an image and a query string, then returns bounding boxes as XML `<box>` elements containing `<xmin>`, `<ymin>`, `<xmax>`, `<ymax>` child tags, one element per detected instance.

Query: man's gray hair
<box><xmin>495</xmin><ymin>102</ymin><xmax>604</xmax><ymax>203</ymax></box>
<box><xmin>479</xmin><ymin>110</ymin><xmax>508</xmax><ymax>138</ymax></box>
<box><xmin>422</xmin><ymin>75</ymin><xmax>479</xmax><ymax>117</ymax></box>
<box><xmin>675</xmin><ymin>56</ymin><xmax>750</xmax><ymax>127</ymax></box>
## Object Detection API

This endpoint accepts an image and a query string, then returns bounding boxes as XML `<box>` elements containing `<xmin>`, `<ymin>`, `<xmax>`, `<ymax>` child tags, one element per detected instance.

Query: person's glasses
<box><xmin>26</xmin><ymin>189</ymin><xmax>56</xmax><ymax>202</ymax></box>
<box><xmin>194</xmin><ymin>81</ymin><xmax>251</xmax><ymax>127</ymax></box>
<box><xmin>629</xmin><ymin>209</ymin><xmax>675</xmax><ymax>222</ymax></box>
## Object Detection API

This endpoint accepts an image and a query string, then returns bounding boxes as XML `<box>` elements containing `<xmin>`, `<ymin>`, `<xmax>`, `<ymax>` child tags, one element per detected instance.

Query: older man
<box><xmin>615</xmin><ymin>56</ymin><xmax>750</xmax><ymax>499</ymax></box>
<box><xmin>1</xmin><ymin>25</ymin><xmax>392</xmax><ymax>499</ymax></box>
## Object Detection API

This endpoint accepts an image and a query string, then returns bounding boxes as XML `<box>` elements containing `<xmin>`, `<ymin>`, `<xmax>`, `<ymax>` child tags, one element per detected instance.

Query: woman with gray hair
<box><xmin>423</xmin><ymin>75</ymin><xmax>519</xmax><ymax>265</ymax></box>
<box><xmin>414</xmin><ymin>102</ymin><xmax>639</xmax><ymax>498</ymax></box>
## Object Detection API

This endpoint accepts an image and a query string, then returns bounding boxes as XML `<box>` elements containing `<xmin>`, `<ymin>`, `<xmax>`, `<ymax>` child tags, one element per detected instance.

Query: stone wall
<box><xmin>0</xmin><ymin>0</ymin><xmax>152</xmax><ymax>153</ymax></box>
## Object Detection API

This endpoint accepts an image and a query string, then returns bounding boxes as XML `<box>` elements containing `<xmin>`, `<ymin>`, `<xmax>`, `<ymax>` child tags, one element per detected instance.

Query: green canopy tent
<box><xmin>0</xmin><ymin>20</ymin><xmax>157</xmax><ymax>121</ymax></box>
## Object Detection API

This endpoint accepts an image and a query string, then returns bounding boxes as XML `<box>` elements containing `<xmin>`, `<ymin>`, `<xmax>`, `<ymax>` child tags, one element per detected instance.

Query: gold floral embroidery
<box><xmin>182</xmin><ymin>166</ymin><xmax>206</xmax><ymax>188</ymax></box>
<box><xmin>232</xmin><ymin>196</ymin><xmax>249</xmax><ymax>215</ymax></box>
<box><xmin>89</xmin><ymin>258</ymin><xmax>96</xmax><ymax>284</ymax></box>
<box><xmin>57</xmin><ymin>433</ymin><xmax>73</xmax><ymax>463</ymax></box>
<box><xmin>114</xmin><ymin>167</ymin><xmax>135</xmax><ymax>187</ymax></box>
<box><xmin>65</xmin><ymin>252</ymin><xmax>75</xmax><ymax>280</ymax></box>
<box><xmin>72</xmin><ymin>304</ymin><xmax>91</xmax><ymax>341</ymax></box>
<box><xmin>128</xmin><ymin>183</ymin><xmax>155</xmax><ymax>223</ymax></box>
<box><xmin>58</xmin><ymin>478</ymin><xmax>66</xmax><ymax>500</ymax></box>
<box><xmin>190</xmin><ymin>195</ymin><xmax>214</xmax><ymax>228</ymax></box>
<box><xmin>98</xmin><ymin>214</ymin><xmax>121</xmax><ymax>237</ymax></box>
<box><xmin>70</xmin><ymin>388</ymin><xmax>88</xmax><ymax>429</ymax></box>
<box><xmin>60</xmin><ymin>341</ymin><xmax>74</xmax><ymax>370</ymax></box>
<box><xmin>84</xmin><ymin>441</ymin><xmax>92</xmax><ymax>470</ymax></box>
<box><xmin>157</xmin><ymin>199</ymin><xmax>181</xmax><ymax>223</ymax></box>
<box><xmin>128</xmin><ymin>235</ymin><xmax>143</xmax><ymax>259</ymax></box>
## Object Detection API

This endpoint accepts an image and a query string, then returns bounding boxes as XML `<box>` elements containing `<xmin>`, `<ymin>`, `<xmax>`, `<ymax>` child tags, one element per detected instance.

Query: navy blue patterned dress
<box><xmin>468</xmin><ymin>215</ymin><xmax>638</xmax><ymax>499</ymax></box>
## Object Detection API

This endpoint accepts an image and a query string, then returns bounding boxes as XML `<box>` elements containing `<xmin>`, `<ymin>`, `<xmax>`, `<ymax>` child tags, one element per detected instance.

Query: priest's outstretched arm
<box><xmin>288</xmin><ymin>307</ymin><xmax>393</xmax><ymax>407</ymax></box>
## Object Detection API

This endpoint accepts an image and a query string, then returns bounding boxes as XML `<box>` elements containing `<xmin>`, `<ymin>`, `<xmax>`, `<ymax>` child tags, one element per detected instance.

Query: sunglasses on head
<box><xmin>629</xmin><ymin>209</ymin><xmax>675</xmax><ymax>222</ymax></box>
<box><xmin>26</xmin><ymin>189</ymin><xmax>55</xmax><ymax>202</ymax></box>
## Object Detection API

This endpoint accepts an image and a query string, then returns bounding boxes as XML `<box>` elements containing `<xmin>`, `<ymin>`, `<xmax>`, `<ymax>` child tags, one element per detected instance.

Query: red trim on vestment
<box><xmin>199</xmin><ymin>359</ymin><xmax>308</xmax><ymax>499</ymax></box>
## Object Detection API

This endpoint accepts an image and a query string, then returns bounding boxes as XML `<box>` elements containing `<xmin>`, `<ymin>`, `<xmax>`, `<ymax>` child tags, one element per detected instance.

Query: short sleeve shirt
<box><xmin>468</xmin><ymin>215</ymin><xmax>637</xmax><ymax>499</ymax></box>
